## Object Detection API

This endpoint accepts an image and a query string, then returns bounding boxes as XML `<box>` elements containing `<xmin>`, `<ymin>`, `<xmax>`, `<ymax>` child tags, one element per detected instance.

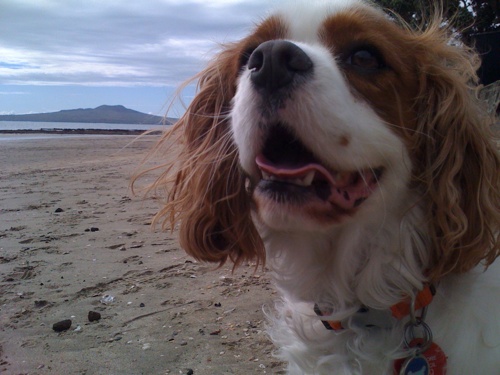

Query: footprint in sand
<box><xmin>122</xmin><ymin>255</ymin><xmax>143</xmax><ymax>265</ymax></box>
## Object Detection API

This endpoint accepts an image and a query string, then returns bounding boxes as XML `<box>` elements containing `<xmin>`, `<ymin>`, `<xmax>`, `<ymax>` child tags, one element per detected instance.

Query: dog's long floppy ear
<box><xmin>151</xmin><ymin>43</ymin><xmax>265</xmax><ymax>269</ymax></box>
<box><xmin>408</xmin><ymin>21</ymin><xmax>500</xmax><ymax>280</ymax></box>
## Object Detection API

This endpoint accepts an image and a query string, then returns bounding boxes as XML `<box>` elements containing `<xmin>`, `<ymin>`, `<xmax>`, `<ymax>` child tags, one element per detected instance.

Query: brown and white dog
<box><xmin>142</xmin><ymin>1</ymin><xmax>500</xmax><ymax>373</ymax></box>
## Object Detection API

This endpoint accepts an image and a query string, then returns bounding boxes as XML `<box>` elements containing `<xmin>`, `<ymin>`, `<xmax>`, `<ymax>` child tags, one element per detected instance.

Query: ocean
<box><xmin>0</xmin><ymin>121</ymin><xmax>165</xmax><ymax>132</ymax></box>
<box><xmin>0</xmin><ymin>121</ymin><xmax>169</xmax><ymax>141</ymax></box>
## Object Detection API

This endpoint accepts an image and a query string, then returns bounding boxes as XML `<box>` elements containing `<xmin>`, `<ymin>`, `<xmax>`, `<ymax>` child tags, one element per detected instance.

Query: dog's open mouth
<box><xmin>255</xmin><ymin>123</ymin><xmax>383</xmax><ymax>210</ymax></box>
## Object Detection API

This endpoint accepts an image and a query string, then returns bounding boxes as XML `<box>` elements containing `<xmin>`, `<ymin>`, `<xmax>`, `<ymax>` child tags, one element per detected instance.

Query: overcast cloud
<box><xmin>0</xmin><ymin>0</ymin><xmax>280</xmax><ymax>114</ymax></box>
<box><xmin>0</xmin><ymin>0</ymin><xmax>276</xmax><ymax>87</ymax></box>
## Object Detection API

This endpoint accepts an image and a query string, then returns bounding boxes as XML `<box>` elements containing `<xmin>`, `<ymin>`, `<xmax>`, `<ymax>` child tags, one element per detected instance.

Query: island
<box><xmin>0</xmin><ymin>105</ymin><xmax>175</xmax><ymax>125</ymax></box>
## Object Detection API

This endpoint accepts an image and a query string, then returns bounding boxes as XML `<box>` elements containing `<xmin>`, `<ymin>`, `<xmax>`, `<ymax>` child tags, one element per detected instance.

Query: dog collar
<box><xmin>314</xmin><ymin>284</ymin><xmax>435</xmax><ymax>331</ymax></box>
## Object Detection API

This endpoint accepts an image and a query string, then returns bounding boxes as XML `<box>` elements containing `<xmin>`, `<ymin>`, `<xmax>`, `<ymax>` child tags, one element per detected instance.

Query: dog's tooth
<box><xmin>332</xmin><ymin>171</ymin><xmax>350</xmax><ymax>185</ymax></box>
<box><xmin>335</xmin><ymin>172</ymin><xmax>350</xmax><ymax>180</ymax></box>
<box><xmin>261</xmin><ymin>171</ymin><xmax>316</xmax><ymax>186</ymax></box>
<box><xmin>289</xmin><ymin>171</ymin><xmax>315</xmax><ymax>187</ymax></box>
<box><xmin>302</xmin><ymin>170</ymin><xmax>315</xmax><ymax>186</ymax></box>
<box><xmin>262</xmin><ymin>171</ymin><xmax>272</xmax><ymax>180</ymax></box>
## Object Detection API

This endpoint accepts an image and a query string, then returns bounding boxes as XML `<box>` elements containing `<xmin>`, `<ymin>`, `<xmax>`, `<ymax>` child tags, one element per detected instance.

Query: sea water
<box><xmin>0</xmin><ymin>121</ymin><xmax>168</xmax><ymax>141</ymax></box>
<box><xmin>0</xmin><ymin>121</ymin><xmax>164</xmax><ymax>132</ymax></box>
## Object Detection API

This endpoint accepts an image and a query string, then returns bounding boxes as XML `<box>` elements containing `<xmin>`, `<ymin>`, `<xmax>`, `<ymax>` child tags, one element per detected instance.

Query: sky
<box><xmin>0</xmin><ymin>0</ymin><xmax>280</xmax><ymax>117</ymax></box>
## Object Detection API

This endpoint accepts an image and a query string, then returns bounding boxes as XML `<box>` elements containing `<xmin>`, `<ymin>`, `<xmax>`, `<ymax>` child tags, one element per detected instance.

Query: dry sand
<box><xmin>0</xmin><ymin>134</ymin><xmax>286</xmax><ymax>375</ymax></box>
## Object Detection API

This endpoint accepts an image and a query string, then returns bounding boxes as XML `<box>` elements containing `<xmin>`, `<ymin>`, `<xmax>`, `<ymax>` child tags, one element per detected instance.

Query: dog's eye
<box><xmin>347</xmin><ymin>48</ymin><xmax>385</xmax><ymax>71</ymax></box>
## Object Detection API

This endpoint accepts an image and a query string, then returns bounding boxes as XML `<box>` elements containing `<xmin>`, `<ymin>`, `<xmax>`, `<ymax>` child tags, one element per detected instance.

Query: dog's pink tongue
<box><xmin>255</xmin><ymin>155</ymin><xmax>377</xmax><ymax>210</ymax></box>
<box><xmin>256</xmin><ymin>155</ymin><xmax>350</xmax><ymax>186</ymax></box>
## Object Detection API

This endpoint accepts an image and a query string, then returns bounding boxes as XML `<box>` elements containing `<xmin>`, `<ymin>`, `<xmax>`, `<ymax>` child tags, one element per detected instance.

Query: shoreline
<box><xmin>0</xmin><ymin>128</ymin><xmax>163</xmax><ymax>136</ymax></box>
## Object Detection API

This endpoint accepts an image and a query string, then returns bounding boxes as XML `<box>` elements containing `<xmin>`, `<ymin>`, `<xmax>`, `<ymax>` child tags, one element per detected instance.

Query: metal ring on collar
<box><xmin>403</xmin><ymin>320</ymin><xmax>433</xmax><ymax>354</ymax></box>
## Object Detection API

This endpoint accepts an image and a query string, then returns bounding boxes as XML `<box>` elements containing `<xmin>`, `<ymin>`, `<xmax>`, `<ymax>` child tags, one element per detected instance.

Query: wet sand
<box><xmin>0</xmin><ymin>134</ymin><xmax>285</xmax><ymax>375</ymax></box>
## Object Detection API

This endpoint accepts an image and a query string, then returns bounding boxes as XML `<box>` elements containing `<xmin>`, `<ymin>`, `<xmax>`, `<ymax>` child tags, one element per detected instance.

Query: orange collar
<box><xmin>315</xmin><ymin>284</ymin><xmax>435</xmax><ymax>331</ymax></box>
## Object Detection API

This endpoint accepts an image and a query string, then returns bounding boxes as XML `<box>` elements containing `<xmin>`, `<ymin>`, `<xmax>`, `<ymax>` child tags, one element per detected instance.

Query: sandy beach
<box><xmin>0</xmin><ymin>134</ymin><xmax>285</xmax><ymax>375</ymax></box>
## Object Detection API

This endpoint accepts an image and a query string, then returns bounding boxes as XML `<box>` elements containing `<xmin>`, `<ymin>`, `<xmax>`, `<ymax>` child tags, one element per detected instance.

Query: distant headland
<box><xmin>0</xmin><ymin>105</ymin><xmax>175</xmax><ymax>125</ymax></box>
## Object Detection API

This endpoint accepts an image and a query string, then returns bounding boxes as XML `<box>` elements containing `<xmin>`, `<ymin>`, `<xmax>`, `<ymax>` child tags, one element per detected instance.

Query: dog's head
<box><xmin>145</xmin><ymin>0</ymin><xmax>499</xmax><ymax>280</ymax></box>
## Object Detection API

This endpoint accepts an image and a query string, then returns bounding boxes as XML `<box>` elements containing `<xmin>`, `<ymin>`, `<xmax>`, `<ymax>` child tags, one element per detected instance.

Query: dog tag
<box><xmin>398</xmin><ymin>354</ymin><xmax>429</xmax><ymax>375</ymax></box>
<box><xmin>394</xmin><ymin>339</ymin><xmax>447</xmax><ymax>375</ymax></box>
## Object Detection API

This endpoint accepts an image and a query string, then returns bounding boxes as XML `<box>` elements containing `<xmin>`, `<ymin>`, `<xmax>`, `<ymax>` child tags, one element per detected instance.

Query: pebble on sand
<box><xmin>52</xmin><ymin>319</ymin><xmax>72</xmax><ymax>332</ymax></box>
<box><xmin>88</xmin><ymin>311</ymin><xmax>101</xmax><ymax>322</ymax></box>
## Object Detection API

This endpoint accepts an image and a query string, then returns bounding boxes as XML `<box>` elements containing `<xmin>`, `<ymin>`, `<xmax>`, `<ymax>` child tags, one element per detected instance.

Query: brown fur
<box><xmin>407</xmin><ymin>20</ymin><xmax>500</xmax><ymax>279</ymax></box>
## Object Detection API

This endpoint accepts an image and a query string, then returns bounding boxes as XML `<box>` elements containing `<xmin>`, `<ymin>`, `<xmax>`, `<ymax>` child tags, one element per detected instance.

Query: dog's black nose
<box><xmin>248</xmin><ymin>40</ymin><xmax>313</xmax><ymax>92</ymax></box>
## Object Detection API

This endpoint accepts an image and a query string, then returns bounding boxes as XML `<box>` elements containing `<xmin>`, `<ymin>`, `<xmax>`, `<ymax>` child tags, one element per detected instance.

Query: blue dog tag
<box><xmin>399</xmin><ymin>354</ymin><xmax>430</xmax><ymax>375</ymax></box>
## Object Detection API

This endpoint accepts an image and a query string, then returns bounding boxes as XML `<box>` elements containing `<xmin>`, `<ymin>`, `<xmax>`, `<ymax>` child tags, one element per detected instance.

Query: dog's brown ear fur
<box><xmin>406</xmin><ymin>18</ymin><xmax>500</xmax><ymax>280</ymax></box>
<box><xmin>133</xmin><ymin>16</ymin><xmax>289</xmax><ymax>269</ymax></box>
<box><xmin>136</xmin><ymin>42</ymin><xmax>265</xmax><ymax>269</ymax></box>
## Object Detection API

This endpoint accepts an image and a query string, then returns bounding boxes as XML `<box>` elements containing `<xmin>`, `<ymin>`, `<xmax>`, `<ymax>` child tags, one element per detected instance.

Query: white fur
<box><xmin>277</xmin><ymin>0</ymin><xmax>357</xmax><ymax>44</ymax></box>
<box><xmin>229</xmin><ymin>1</ymin><xmax>500</xmax><ymax>374</ymax></box>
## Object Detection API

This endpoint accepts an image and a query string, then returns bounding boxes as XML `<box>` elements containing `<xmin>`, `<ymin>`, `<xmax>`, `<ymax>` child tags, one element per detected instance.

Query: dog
<box><xmin>142</xmin><ymin>1</ymin><xmax>500</xmax><ymax>373</ymax></box>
